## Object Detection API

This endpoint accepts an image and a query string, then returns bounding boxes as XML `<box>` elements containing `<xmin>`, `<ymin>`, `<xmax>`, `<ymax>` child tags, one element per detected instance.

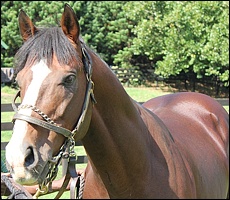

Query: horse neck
<box><xmin>81</xmin><ymin>50</ymin><xmax>164</xmax><ymax>197</ymax></box>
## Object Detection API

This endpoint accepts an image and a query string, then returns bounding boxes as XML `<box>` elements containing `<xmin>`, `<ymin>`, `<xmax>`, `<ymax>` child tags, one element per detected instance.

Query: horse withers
<box><xmin>5</xmin><ymin>4</ymin><xmax>229</xmax><ymax>199</ymax></box>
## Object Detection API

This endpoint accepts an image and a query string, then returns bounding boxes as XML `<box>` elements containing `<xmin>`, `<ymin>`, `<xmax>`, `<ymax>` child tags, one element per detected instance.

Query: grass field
<box><xmin>1</xmin><ymin>85</ymin><xmax>228</xmax><ymax>198</ymax></box>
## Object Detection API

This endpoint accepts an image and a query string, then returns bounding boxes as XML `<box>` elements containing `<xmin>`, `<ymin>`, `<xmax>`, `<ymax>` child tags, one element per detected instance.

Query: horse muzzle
<box><xmin>5</xmin><ymin>143</ymin><xmax>49</xmax><ymax>185</ymax></box>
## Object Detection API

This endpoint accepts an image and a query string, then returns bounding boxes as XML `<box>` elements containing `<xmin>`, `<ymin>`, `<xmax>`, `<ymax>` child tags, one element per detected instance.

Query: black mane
<box><xmin>14</xmin><ymin>26</ymin><xmax>81</xmax><ymax>75</ymax></box>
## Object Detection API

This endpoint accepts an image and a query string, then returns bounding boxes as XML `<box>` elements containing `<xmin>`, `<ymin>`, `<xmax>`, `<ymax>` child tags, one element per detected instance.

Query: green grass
<box><xmin>1</xmin><ymin>131</ymin><xmax>12</xmax><ymax>142</ymax></box>
<box><xmin>1</xmin><ymin>85</ymin><xmax>18</xmax><ymax>94</ymax></box>
<box><xmin>124</xmin><ymin>86</ymin><xmax>171</xmax><ymax>102</ymax></box>
<box><xmin>1</xmin><ymin>112</ymin><xmax>14</xmax><ymax>122</ymax></box>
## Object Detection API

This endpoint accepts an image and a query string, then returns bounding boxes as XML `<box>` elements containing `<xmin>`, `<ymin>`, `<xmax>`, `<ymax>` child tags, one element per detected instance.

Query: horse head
<box><xmin>5</xmin><ymin>4</ymin><xmax>94</xmax><ymax>186</ymax></box>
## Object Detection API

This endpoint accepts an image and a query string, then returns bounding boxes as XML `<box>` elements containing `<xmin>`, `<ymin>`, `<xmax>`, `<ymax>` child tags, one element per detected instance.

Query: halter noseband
<box><xmin>11</xmin><ymin>44</ymin><xmax>96</xmax><ymax>198</ymax></box>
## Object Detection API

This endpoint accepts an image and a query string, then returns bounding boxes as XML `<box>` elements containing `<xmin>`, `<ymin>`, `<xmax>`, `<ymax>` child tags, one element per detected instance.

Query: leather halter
<box><xmin>12</xmin><ymin>45</ymin><xmax>96</xmax><ymax>140</ymax></box>
<box><xmin>11</xmin><ymin>44</ymin><xmax>96</xmax><ymax>199</ymax></box>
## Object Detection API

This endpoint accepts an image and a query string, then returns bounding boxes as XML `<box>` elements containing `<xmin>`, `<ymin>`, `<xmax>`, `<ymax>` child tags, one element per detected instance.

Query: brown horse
<box><xmin>5</xmin><ymin>4</ymin><xmax>229</xmax><ymax>199</ymax></box>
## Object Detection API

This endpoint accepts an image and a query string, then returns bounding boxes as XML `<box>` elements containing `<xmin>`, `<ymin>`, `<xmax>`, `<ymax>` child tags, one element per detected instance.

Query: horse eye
<box><xmin>63</xmin><ymin>75</ymin><xmax>76</xmax><ymax>86</ymax></box>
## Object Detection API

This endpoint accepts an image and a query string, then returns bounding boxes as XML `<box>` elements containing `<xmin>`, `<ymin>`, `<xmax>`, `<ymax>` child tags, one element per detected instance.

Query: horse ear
<box><xmin>18</xmin><ymin>10</ymin><xmax>37</xmax><ymax>42</ymax></box>
<box><xmin>61</xmin><ymin>4</ymin><xmax>80</xmax><ymax>44</ymax></box>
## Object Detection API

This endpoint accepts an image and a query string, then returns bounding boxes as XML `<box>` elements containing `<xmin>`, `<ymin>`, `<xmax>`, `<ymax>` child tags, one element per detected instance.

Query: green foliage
<box><xmin>1</xmin><ymin>1</ymin><xmax>229</xmax><ymax>87</ymax></box>
<box><xmin>114</xmin><ymin>1</ymin><xmax>229</xmax><ymax>86</ymax></box>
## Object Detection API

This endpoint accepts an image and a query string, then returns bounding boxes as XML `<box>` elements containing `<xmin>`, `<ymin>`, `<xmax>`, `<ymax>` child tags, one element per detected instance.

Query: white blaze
<box><xmin>6</xmin><ymin>60</ymin><xmax>51</xmax><ymax>174</ymax></box>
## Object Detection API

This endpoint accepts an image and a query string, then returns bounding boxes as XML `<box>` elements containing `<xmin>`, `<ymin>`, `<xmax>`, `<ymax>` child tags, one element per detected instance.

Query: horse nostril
<box><xmin>24</xmin><ymin>147</ymin><xmax>35</xmax><ymax>167</ymax></box>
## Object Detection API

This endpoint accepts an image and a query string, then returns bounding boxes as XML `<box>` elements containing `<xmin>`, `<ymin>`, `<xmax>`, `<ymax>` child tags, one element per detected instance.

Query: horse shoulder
<box><xmin>133</xmin><ymin>101</ymin><xmax>190</xmax><ymax>195</ymax></box>
<box><xmin>142</xmin><ymin>92</ymin><xmax>229</xmax><ymax>198</ymax></box>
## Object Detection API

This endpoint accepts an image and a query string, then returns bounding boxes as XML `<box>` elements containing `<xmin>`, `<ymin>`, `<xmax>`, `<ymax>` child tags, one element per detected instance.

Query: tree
<box><xmin>1</xmin><ymin>1</ymin><xmax>128</xmax><ymax>67</ymax></box>
<box><xmin>74</xmin><ymin>1</ymin><xmax>129</xmax><ymax>65</ymax></box>
<box><xmin>114</xmin><ymin>1</ymin><xmax>229</xmax><ymax>86</ymax></box>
